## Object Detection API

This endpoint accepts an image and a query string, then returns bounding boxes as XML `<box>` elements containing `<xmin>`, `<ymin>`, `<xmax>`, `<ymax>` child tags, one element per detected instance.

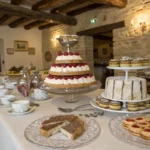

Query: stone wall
<box><xmin>42</xmin><ymin>0</ymin><xmax>150</xmax><ymax>73</ymax></box>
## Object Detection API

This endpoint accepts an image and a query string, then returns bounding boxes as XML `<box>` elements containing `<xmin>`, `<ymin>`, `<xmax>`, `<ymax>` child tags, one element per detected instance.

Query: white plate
<box><xmin>90</xmin><ymin>99</ymin><xmax>150</xmax><ymax>114</ymax></box>
<box><xmin>109</xmin><ymin>114</ymin><xmax>150</xmax><ymax>149</ymax></box>
<box><xmin>101</xmin><ymin>92</ymin><xmax>150</xmax><ymax>102</ymax></box>
<box><xmin>107</xmin><ymin>66</ymin><xmax>150</xmax><ymax>70</ymax></box>
<box><xmin>7</xmin><ymin>106</ymin><xmax>35</xmax><ymax>115</ymax></box>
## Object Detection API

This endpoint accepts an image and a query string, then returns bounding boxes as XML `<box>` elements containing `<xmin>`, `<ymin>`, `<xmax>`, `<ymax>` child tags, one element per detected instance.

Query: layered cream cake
<box><xmin>55</xmin><ymin>52</ymin><xmax>82</xmax><ymax>64</ymax></box>
<box><xmin>105</xmin><ymin>76</ymin><xmax>147</xmax><ymax>100</ymax></box>
<box><xmin>44</xmin><ymin>51</ymin><xmax>96</xmax><ymax>88</ymax></box>
<box><xmin>44</xmin><ymin>74</ymin><xmax>96</xmax><ymax>88</ymax></box>
<box><xmin>49</xmin><ymin>63</ymin><xmax>90</xmax><ymax>75</ymax></box>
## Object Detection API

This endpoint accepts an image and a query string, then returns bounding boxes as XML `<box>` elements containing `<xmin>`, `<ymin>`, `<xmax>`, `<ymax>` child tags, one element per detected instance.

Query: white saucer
<box><xmin>90</xmin><ymin>99</ymin><xmax>150</xmax><ymax>114</ymax></box>
<box><xmin>0</xmin><ymin>101</ymin><xmax>11</xmax><ymax>108</ymax></box>
<box><xmin>7</xmin><ymin>106</ymin><xmax>35</xmax><ymax>115</ymax></box>
<box><xmin>107</xmin><ymin>66</ymin><xmax>150</xmax><ymax>70</ymax></box>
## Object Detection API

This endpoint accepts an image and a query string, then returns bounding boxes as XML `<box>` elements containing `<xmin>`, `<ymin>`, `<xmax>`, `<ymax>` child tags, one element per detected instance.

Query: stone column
<box><xmin>78</xmin><ymin>36</ymin><xmax>94</xmax><ymax>71</ymax></box>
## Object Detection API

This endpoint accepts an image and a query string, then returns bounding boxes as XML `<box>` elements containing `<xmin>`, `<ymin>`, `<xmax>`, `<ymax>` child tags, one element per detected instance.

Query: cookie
<box><xmin>129</xmin><ymin>124</ymin><xmax>142</xmax><ymax>136</ymax></box>
<box><xmin>122</xmin><ymin>118</ymin><xmax>136</xmax><ymax>130</ymax></box>
<box><xmin>109</xmin><ymin>101</ymin><xmax>121</xmax><ymax>110</ymax></box>
<box><xmin>98</xmin><ymin>98</ymin><xmax>110</xmax><ymax>109</ymax></box>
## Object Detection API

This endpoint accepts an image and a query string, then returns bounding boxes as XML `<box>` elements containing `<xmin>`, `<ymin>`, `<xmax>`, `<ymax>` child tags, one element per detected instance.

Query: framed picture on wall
<box><xmin>28</xmin><ymin>47</ymin><xmax>35</xmax><ymax>55</ymax></box>
<box><xmin>7</xmin><ymin>48</ymin><xmax>14</xmax><ymax>54</ymax></box>
<box><xmin>14</xmin><ymin>41</ymin><xmax>28</xmax><ymax>51</ymax></box>
<box><xmin>45</xmin><ymin>51</ymin><xmax>52</xmax><ymax>62</ymax></box>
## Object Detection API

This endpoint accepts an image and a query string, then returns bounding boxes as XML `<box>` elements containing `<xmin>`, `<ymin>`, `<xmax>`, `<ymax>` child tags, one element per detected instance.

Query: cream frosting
<box><xmin>50</xmin><ymin>64</ymin><xmax>90</xmax><ymax>72</ymax></box>
<box><xmin>44</xmin><ymin>75</ymin><xmax>95</xmax><ymax>85</ymax></box>
<box><xmin>56</xmin><ymin>52</ymin><xmax>82</xmax><ymax>61</ymax></box>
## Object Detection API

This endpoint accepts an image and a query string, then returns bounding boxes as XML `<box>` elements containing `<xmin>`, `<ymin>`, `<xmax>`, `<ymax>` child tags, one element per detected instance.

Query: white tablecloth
<box><xmin>0</xmin><ymin>89</ymin><xmax>146</xmax><ymax>150</ymax></box>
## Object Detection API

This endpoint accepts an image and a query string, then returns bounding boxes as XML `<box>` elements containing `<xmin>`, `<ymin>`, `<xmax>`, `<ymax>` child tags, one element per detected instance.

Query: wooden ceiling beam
<box><xmin>93</xmin><ymin>35</ymin><xmax>112</xmax><ymax>41</ymax></box>
<box><xmin>51</xmin><ymin>0</ymin><xmax>92</xmax><ymax>14</ymax></box>
<box><xmin>32</xmin><ymin>0</ymin><xmax>61</xmax><ymax>11</ymax></box>
<box><xmin>77</xmin><ymin>21</ymin><xmax>125</xmax><ymax>36</ymax></box>
<box><xmin>9</xmin><ymin>17</ymin><xmax>30</xmax><ymax>28</ymax></box>
<box><xmin>38</xmin><ymin>23</ymin><xmax>58</xmax><ymax>30</ymax></box>
<box><xmin>0</xmin><ymin>15</ymin><xmax>11</xmax><ymax>24</ymax></box>
<box><xmin>0</xmin><ymin>0</ymin><xmax>23</xmax><ymax>25</ymax></box>
<box><xmin>67</xmin><ymin>4</ymin><xmax>103</xmax><ymax>16</ymax></box>
<box><xmin>24</xmin><ymin>21</ymin><xmax>46</xmax><ymax>30</ymax></box>
<box><xmin>92</xmin><ymin>0</ymin><xmax>127</xmax><ymax>8</ymax></box>
<box><xmin>0</xmin><ymin>1</ymin><xmax>77</xmax><ymax>25</ymax></box>
<box><xmin>11</xmin><ymin>0</ymin><xmax>23</xmax><ymax>5</ymax></box>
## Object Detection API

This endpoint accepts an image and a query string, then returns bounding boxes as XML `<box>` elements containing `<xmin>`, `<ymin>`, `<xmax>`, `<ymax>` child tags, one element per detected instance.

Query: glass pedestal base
<box><xmin>40</xmin><ymin>81</ymin><xmax>101</xmax><ymax>103</ymax></box>
<box><xmin>65</xmin><ymin>95</ymin><xmax>79</xmax><ymax>103</ymax></box>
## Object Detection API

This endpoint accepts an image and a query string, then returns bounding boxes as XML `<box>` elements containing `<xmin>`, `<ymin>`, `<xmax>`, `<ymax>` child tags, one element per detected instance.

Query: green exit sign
<box><xmin>90</xmin><ymin>18</ymin><xmax>97</xmax><ymax>24</ymax></box>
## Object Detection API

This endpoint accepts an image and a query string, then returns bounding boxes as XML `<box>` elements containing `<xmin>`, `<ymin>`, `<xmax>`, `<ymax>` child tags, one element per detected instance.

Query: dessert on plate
<box><xmin>140</xmin><ymin>128</ymin><xmax>150</xmax><ymax>140</ymax></box>
<box><xmin>131</xmin><ymin>58</ymin><xmax>142</xmax><ymax>67</ymax></box>
<box><xmin>97</xmin><ymin>98</ymin><xmax>110</xmax><ymax>109</ymax></box>
<box><xmin>105</xmin><ymin>76</ymin><xmax>147</xmax><ymax>100</ymax></box>
<box><xmin>120</xmin><ymin>59</ymin><xmax>131</xmax><ymax>67</ymax></box>
<box><xmin>135</xmin><ymin>117</ymin><xmax>146</xmax><ymax>123</ymax></box>
<box><xmin>40</xmin><ymin>115</ymin><xmax>85</xmax><ymax>140</ymax></box>
<box><xmin>142</xmin><ymin>58</ymin><xmax>149</xmax><ymax>66</ymax></box>
<box><xmin>122</xmin><ymin>115</ymin><xmax>150</xmax><ymax>140</ymax></box>
<box><xmin>109</xmin><ymin>59</ymin><xmax>120</xmax><ymax>67</ymax></box>
<box><xmin>109</xmin><ymin>101</ymin><xmax>121</xmax><ymax>110</ymax></box>
<box><xmin>122</xmin><ymin>118</ymin><xmax>136</xmax><ymax>129</ymax></box>
<box><xmin>60</xmin><ymin>120</ymin><xmax>84</xmax><ymax>140</ymax></box>
<box><xmin>138</xmin><ymin>122</ymin><xmax>149</xmax><ymax>129</ymax></box>
<box><xmin>108</xmin><ymin>56</ymin><xmax>149</xmax><ymax>67</ymax></box>
<box><xmin>129</xmin><ymin>124</ymin><xmax>142</xmax><ymax>136</ymax></box>
<box><xmin>126</xmin><ymin>102</ymin><xmax>139</xmax><ymax>111</ymax></box>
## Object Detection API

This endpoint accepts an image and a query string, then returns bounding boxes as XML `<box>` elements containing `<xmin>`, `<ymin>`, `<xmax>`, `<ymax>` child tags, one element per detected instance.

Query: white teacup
<box><xmin>0</xmin><ymin>89</ymin><xmax>8</xmax><ymax>97</ymax></box>
<box><xmin>1</xmin><ymin>95</ymin><xmax>15</xmax><ymax>105</ymax></box>
<box><xmin>0</xmin><ymin>85</ymin><xmax>4</xmax><ymax>89</ymax></box>
<box><xmin>12</xmin><ymin>100</ymin><xmax>30</xmax><ymax>113</ymax></box>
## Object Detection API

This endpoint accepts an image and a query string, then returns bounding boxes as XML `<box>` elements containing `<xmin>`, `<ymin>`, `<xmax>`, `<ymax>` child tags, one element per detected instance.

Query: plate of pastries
<box><xmin>109</xmin><ymin>56</ymin><xmax>149</xmax><ymax>67</ymax></box>
<box><xmin>24</xmin><ymin>114</ymin><xmax>100</xmax><ymax>148</ymax></box>
<box><xmin>123</xmin><ymin>116</ymin><xmax>150</xmax><ymax>140</ymax></box>
<box><xmin>90</xmin><ymin>97</ymin><xmax>150</xmax><ymax>113</ymax></box>
<box><xmin>109</xmin><ymin>114</ymin><xmax>150</xmax><ymax>149</ymax></box>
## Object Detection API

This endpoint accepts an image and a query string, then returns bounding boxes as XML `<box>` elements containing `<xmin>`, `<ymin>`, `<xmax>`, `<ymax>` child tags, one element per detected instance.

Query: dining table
<box><xmin>0</xmin><ymin>89</ymin><xmax>147</xmax><ymax>150</ymax></box>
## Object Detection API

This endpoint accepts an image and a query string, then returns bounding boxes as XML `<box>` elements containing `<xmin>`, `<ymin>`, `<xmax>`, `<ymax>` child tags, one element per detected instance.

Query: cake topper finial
<box><xmin>56</xmin><ymin>35</ymin><xmax>78</xmax><ymax>52</ymax></box>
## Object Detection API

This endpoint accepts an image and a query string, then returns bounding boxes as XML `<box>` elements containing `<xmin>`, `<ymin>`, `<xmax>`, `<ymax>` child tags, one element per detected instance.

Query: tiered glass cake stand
<box><xmin>41</xmin><ymin>81</ymin><xmax>101</xmax><ymax>103</ymax></box>
<box><xmin>91</xmin><ymin>65</ymin><xmax>150</xmax><ymax>113</ymax></box>
<box><xmin>41</xmin><ymin>35</ymin><xmax>101</xmax><ymax>103</ymax></box>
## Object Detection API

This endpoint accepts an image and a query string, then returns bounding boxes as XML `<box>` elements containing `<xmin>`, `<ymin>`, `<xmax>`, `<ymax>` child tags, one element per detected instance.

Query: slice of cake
<box><xmin>106</xmin><ymin>79</ymin><xmax>114</xmax><ymax>99</ymax></box>
<box><xmin>60</xmin><ymin>120</ymin><xmax>85</xmax><ymax>140</ymax></box>
<box><xmin>40</xmin><ymin>121</ymin><xmax>68</xmax><ymax>137</ymax></box>
<box><xmin>142</xmin><ymin>80</ymin><xmax>147</xmax><ymax>99</ymax></box>
<box><xmin>132</xmin><ymin>80</ymin><xmax>142</xmax><ymax>100</ymax></box>
<box><xmin>41</xmin><ymin>115</ymin><xmax>79</xmax><ymax>127</ymax></box>
<box><xmin>113</xmin><ymin>80</ymin><xmax>123</xmax><ymax>99</ymax></box>
<box><xmin>122</xmin><ymin>80</ymin><xmax>132</xmax><ymax>100</ymax></box>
